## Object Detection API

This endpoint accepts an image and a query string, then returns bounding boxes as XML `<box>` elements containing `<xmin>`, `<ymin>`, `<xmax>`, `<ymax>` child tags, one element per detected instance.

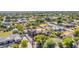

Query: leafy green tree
<box><xmin>36</xmin><ymin>19</ymin><xmax>45</xmax><ymax>23</ymax></box>
<box><xmin>50</xmin><ymin>32</ymin><xmax>57</xmax><ymax>38</ymax></box>
<box><xmin>74</xmin><ymin>37</ymin><xmax>79</xmax><ymax>42</ymax></box>
<box><xmin>12</xmin><ymin>43</ymin><xmax>19</xmax><ymax>48</ymax></box>
<box><xmin>43</xmin><ymin>38</ymin><xmax>56</xmax><ymax>48</ymax></box>
<box><xmin>21</xmin><ymin>39</ymin><xmax>27</xmax><ymax>48</ymax></box>
<box><xmin>74</xmin><ymin>27</ymin><xmax>79</xmax><ymax>36</ymax></box>
<box><xmin>16</xmin><ymin>24</ymin><xmax>24</xmax><ymax>32</ymax></box>
<box><xmin>58</xmin><ymin>41</ymin><xmax>63</xmax><ymax>48</ymax></box>
<box><xmin>0</xmin><ymin>21</ymin><xmax>2</xmax><ymax>28</ymax></box>
<box><xmin>63</xmin><ymin>37</ymin><xmax>74</xmax><ymax>48</ymax></box>
<box><xmin>55</xmin><ymin>32</ymin><xmax>62</xmax><ymax>37</ymax></box>
<box><xmin>0</xmin><ymin>16</ymin><xmax>3</xmax><ymax>21</ymax></box>
<box><xmin>34</xmin><ymin>34</ymin><xmax>48</xmax><ymax>48</ymax></box>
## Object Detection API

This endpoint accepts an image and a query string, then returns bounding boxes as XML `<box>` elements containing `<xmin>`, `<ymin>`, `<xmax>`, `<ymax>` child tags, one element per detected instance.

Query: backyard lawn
<box><xmin>0</xmin><ymin>31</ymin><xmax>11</xmax><ymax>37</ymax></box>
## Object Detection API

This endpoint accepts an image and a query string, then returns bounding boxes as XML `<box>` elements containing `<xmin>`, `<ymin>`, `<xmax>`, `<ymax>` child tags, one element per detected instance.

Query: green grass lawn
<box><xmin>0</xmin><ymin>31</ymin><xmax>11</xmax><ymax>37</ymax></box>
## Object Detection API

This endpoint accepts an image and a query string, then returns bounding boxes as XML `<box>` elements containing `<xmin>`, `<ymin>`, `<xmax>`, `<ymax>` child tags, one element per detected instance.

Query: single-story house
<box><xmin>60</xmin><ymin>31</ymin><xmax>73</xmax><ymax>38</ymax></box>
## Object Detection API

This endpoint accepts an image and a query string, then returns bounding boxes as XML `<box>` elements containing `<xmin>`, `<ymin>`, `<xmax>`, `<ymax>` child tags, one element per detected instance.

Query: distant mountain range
<box><xmin>0</xmin><ymin>11</ymin><xmax>79</xmax><ymax>15</ymax></box>
<box><xmin>0</xmin><ymin>11</ymin><xmax>79</xmax><ymax>13</ymax></box>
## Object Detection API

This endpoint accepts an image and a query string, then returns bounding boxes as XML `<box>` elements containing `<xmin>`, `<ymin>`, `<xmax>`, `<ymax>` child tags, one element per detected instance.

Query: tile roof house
<box><xmin>9</xmin><ymin>34</ymin><xmax>22</xmax><ymax>43</ymax></box>
<box><xmin>47</xmin><ymin>22</ymin><xmax>65</xmax><ymax>31</ymax></box>
<box><xmin>16</xmin><ymin>18</ymin><xmax>27</xmax><ymax>24</ymax></box>
<box><xmin>0</xmin><ymin>34</ymin><xmax>22</xmax><ymax>46</ymax></box>
<box><xmin>60</xmin><ymin>31</ymin><xmax>73</xmax><ymax>38</ymax></box>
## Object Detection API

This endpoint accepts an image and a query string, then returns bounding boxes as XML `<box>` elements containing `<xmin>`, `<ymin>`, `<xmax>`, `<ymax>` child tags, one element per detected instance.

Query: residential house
<box><xmin>60</xmin><ymin>31</ymin><xmax>73</xmax><ymax>38</ymax></box>
<box><xmin>16</xmin><ymin>18</ymin><xmax>27</xmax><ymax>26</ymax></box>
<box><xmin>1</xmin><ymin>16</ymin><xmax>11</xmax><ymax>28</ymax></box>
